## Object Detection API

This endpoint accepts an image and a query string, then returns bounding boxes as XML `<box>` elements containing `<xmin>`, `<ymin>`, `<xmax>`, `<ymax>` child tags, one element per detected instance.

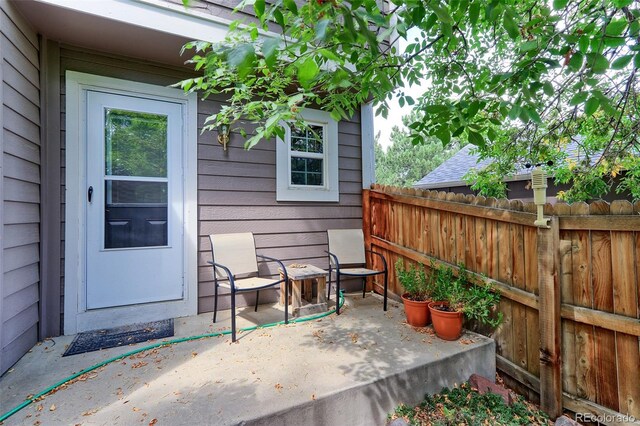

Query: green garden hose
<box><xmin>0</xmin><ymin>292</ymin><xmax>345</xmax><ymax>423</ymax></box>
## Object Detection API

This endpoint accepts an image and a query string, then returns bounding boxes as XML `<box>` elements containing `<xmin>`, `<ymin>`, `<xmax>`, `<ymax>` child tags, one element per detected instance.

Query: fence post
<box><xmin>537</xmin><ymin>216</ymin><xmax>562</xmax><ymax>418</ymax></box>
<box><xmin>362</xmin><ymin>189</ymin><xmax>373</xmax><ymax>292</ymax></box>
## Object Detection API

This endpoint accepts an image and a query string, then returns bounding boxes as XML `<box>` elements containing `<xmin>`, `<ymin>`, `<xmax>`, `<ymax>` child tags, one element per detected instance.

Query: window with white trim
<box><xmin>276</xmin><ymin>109</ymin><xmax>339</xmax><ymax>202</ymax></box>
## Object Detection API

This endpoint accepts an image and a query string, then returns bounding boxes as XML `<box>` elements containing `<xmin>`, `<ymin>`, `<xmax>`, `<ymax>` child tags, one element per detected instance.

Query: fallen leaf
<box><xmin>49</xmin><ymin>404</ymin><xmax>56</xmax><ymax>411</ymax></box>
<box><xmin>36</xmin><ymin>404</ymin><xmax>43</xmax><ymax>412</ymax></box>
<box><xmin>33</xmin><ymin>421</ymin><xmax>41</xmax><ymax>426</ymax></box>
<box><xmin>274</xmin><ymin>383</ymin><xmax>283</xmax><ymax>392</ymax></box>
<box><xmin>311</xmin><ymin>394</ymin><xmax>316</xmax><ymax>400</ymax></box>
<box><xmin>191</xmin><ymin>352</ymin><xmax>198</xmax><ymax>358</ymax></box>
<box><xmin>131</xmin><ymin>361</ymin><xmax>148</xmax><ymax>369</ymax></box>
<box><xmin>132</xmin><ymin>407</ymin><xmax>141</xmax><ymax>412</ymax></box>
<box><xmin>350</xmin><ymin>333</ymin><xmax>358</xmax><ymax>343</ymax></box>
<box><xmin>149</xmin><ymin>419</ymin><xmax>158</xmax><ymax>425</ymax></box>
<box><xmin>82</xmin><ymin>408</ymin><xmax>98</xmax><ymax>416</ymax></box>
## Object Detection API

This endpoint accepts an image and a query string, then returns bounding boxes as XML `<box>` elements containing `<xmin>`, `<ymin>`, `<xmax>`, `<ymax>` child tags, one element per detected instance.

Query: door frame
<box><xmin>64</xmin><ymin>71</ymin><xmax>198</xmax><ymax>334</ymax></box>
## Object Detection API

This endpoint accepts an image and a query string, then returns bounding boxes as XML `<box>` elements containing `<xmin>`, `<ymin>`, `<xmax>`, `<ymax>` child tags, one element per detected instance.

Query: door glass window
<box><xmin>104</xmin><ymin>108</ymin><xmax>169</xmax><ymax>249</ymax></box>
<box><xmin>105</xmin><ymin>109</ymin><xmax>167</xmax><ymax>177</ymax></box>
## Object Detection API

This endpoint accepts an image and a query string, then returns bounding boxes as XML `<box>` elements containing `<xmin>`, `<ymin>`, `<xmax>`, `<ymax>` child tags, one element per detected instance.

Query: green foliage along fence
<box><xmin>363</xmin><ymin>184</ymin><xmax>640</xmax><ymax>423</ymax></box>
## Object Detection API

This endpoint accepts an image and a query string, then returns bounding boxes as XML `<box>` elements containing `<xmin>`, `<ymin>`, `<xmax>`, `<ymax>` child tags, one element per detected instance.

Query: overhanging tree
<box><xmin>179</xmin><ymin>0</ymin><xmax>640</xmax><ymax>201</ymax></box>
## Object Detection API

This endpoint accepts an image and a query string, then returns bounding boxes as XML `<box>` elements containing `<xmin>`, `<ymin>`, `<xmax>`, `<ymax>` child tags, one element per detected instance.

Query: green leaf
<box><xmin>227</xmin><ymin>43</ymin><xmax>256</xmax><ymax>72</ymax></box>
<box><xmin>604</xmin><ymin>37</ymin><xmax>626</xmax><ymax>48</ymax></box>
<box><xmin>297</xmin><ymin>58</ymin><xmax>319</xmax><ymax>83</ymax></box>
<box><xmin>254</xmin><ymin>0</ymin><xmax>265</xmax><ymax>18</ymax></box>
<box><xmin>605</xmin><ymin>19</ymin><xmax>627</xmax><ymax>36</ymax></box>
<box><xmin>430</xmin><ymin>4</ymin><xmax>453</xmax><ymax>24</ymax></box>
<box><xmin>553</xmin><ymin>0</ymin><xmax>568</xmax><ymax>9</ymax></box>
<box><xmin>520</xmin><ymin>40</ymin><xmax>538</xmax><ymax>52</ymax></box>
<box><xmin>586</xmin><ymin>52</ymin><xmax>609</xmax><ymax>73</ymax></box>
<box><xmin>283</xmin><ymin>0</ymin><xmax>297</xmax><ymax>14</ymax></box>
<box><xmin>315</xmin><ymin>19</ymin><xmax>331</xmax><ymax>41</ymax></box>
<box><xmin>424</xmin><ymin>13</ymin><xmax>438</xmax><ymax>31</ymax></box>
<box><xmin>436</xmin><ymin>126</ymin><xmax>451</xmax><ymax>145</ymax></box>
<box><xmin>569</xmin><ymin>91</ymin><xmax>589</xmax><ymax>106</ymax></box>
<box><xmin>273</xmin><ymin>9</ymin><xmax>285</xmax><ymax>27</ymax></box>
<box><xmin>527</xmin><ymin>107</ymin><xmax>541</xmax><ymax>124</ymax></box>
<box><xmin>488</xmin><ymin>2</ymin><xmax>503</xmax><ymax>21</ymax></box>
<box><xmin>611</xmin><ymin>54</ymin><xmax>633</xmax><ymax>70</ymax></box>
<box><xmin>469</xmin><ymin>1</ymin><xmax>480</xmax><ymax>25</ymax></box>
<box><xmin>467</xmin><ymin>130</ymin><xmax>484</xmax><ymax>147</ymax></box>
<box><xmin>568</xmin><ymin>51</ymin><xmax>584</xmax><ymax>71</ymax></box>
<box><xmin>543</xmin><ymin>82</ymin><xmax>554</xmax><ymax>96</ymax></box>
<box><xmin>503</xmin><ymin>14</ymin><xmax>519</xmax><ymax>40</ymax></box>
<box><xmin>584</xmin><ymin>97</ymin><xmax>600</xmax><ymax>116</ymax></box>
<box><xmin>318</xmin><ymin>48</ymin><xmax>340</xmax><ymax>62</ymax></box>
<box><xmin>635</xmin><ymin>54</ymin><xmax>640</xmax><ymax>69</ymax></box>
<box><xmin>262</xmin><ymin>37</ymin><xmax>280</xmax><ymax>67</ymax></box>
<box><xmin>467</xmin><ymin>101</ymin><xmax>481</xmax><ymax>118</ymax></box>
<box><xmin>508</xmin><ymin>104</ymin><xmax>521</xmax><ymax>120</ymax></box>
<box><xmin>578</xmin><ymin>36</ymin><xmax>590</xmax><ymax>53</ymax></box>
<box><xmin>518</xmin><ymin>108</ymin><xmax>530</xmax><ymax>123</ymax></box>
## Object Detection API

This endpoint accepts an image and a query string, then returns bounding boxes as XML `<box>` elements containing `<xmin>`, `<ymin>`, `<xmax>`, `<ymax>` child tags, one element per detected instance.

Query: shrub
<box><xmin>395</xmin><ymin>259</ymin><xmax>432</xmax><ymax>301</ymax></box>
<box><xmin>429</xmin><ymin>262</ymin><xmax>503</xmax><ymax>327</ymax></box>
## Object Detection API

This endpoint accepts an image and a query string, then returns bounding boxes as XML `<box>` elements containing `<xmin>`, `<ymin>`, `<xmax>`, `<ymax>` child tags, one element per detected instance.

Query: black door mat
<box><xmin>63</xmin><ymin>319</ymin><xmax>174</xmax><ymax>357</ymax></box>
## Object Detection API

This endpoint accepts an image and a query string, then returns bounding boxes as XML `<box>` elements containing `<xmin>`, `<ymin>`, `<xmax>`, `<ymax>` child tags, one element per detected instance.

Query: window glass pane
<box><xmin>290</xmin><ymin>157</ymin><xmax>323</xmax><ymax>186</ymax></box>
<box><xmin>291</xmin><ymin>172</ymin><xmax>306</xmax><ymax>185</ymax></box>
<box><xmin>289</xmin><ymin>123</ymin><xmax>324</xmax><ymax>154</ymax></box>
<box><xmin>291</xmin><ymin>157</ymin><xmax>306</xmax><ymax>172</ymax></box>
<box><xmin>105</xmin><ymin>181</ymin><xmax>168</xmax><ymax>248</ymax></box>
<box><xmin>307</xmin><ymin>158</ymin><xmax>323</xmax><ymax>172</ymax></box>
<box><xmin>291</xmin><ymin>137</ymin><xmax>307</xmax><ymax>152</ymax></box>
<box><xmin>105</xmin><ymin>108</ymin><xmax>168</xmax><ymax>178</ymax></box>
<box><xmin>307</xmin><ymin>173</ymin><xmax>323</xmax><ymax>186</ymax></box>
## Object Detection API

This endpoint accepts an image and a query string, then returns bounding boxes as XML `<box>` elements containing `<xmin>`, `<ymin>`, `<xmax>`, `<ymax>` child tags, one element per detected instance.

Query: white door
<box><xmin>85</xmin><ymin>91</ymin><xmax>184</xmax><ymax>309</ymax></box>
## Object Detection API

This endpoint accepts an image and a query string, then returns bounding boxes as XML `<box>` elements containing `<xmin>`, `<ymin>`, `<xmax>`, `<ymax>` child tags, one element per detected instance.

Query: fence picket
<box><xmin>610</xmin><ymin>201</ymin><xmax>640</xmax><ymax>417</ymax></box>
<box><xmin>589</xmin><ymin>201</ymin><xmax>619</xmax><ymax>412</ymax></box>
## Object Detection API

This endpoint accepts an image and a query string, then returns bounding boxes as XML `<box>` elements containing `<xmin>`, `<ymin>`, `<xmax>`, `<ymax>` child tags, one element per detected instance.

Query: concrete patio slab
<box><xmin>0</xmin><ymin>293</ymin><xmax>495</xmax><ymax>425</ymax></box>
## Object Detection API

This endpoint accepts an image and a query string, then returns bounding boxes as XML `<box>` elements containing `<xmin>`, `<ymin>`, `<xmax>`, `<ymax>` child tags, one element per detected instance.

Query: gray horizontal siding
<box><xmin>1</xmin><ymin>0</ymin><xmax>40</xmax><ymax>375</ymax></box>
<box><xmin>58</xmin><ymin>44</ymin><xmax>362</xmax><ymax>323</ymax></box>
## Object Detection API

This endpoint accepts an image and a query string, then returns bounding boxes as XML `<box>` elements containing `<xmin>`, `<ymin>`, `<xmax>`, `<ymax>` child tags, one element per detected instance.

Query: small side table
<box><xmin>279</xmin><ymin>264</ymin><xmax>328</xmax><ymax>317</ymax></box>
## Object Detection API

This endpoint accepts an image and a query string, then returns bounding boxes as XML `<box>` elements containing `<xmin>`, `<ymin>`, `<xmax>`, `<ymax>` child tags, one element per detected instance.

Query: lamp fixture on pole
<box><xmin>525</xmin><ymin>161</ymin><xmax>552</xmax><ymax>228</ymax></box>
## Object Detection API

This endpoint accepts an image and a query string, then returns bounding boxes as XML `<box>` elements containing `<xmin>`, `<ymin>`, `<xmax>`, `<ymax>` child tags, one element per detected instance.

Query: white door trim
<box><xmin>64</xmin><ymin>71</ymin><xmax>198</xmax><ymax>334</ymax></box>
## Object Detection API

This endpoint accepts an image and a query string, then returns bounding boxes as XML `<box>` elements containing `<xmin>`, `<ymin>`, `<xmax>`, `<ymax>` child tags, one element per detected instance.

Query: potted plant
<box><xmin>395</xmin><ymin>259</ymin><xmax>432</xmax><ymax>327</ymax></box>
<box><xmin>428</xmin><ymin>263</ymin><xmax>502</xmax><ymax>341</ymax></box>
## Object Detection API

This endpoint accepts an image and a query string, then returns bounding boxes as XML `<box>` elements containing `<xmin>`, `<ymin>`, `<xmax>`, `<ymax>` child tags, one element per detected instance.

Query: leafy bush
<box><xmin>429</xmin><ymin>262</ymin><xmax>503</xmax><ymax>327</ymax></box>
<box><xmin>389</xmin><ymin>382</ymin><xmax>551</xmax><ymax>425</ymax></box>
<box><xmin>395</xmin><ymin>260</ymin><xmax>432</xmax><ymax>302</ymax></box>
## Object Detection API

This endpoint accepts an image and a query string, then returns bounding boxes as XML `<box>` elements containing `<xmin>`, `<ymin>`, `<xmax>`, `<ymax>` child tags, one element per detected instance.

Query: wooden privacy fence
<box><xmin>363</xmin><ymin>185</ymin><xmax>640</xmax><ymax>423</ymax></box>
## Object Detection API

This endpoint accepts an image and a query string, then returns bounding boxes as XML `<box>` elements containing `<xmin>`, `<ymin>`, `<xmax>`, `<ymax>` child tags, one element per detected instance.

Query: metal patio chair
<box><xmin>208</xmin><ymin>232</ymin><xmax>289</xmax><ymax>342</ymax></box>
<box><xmin>326</xmin><ymin>229</ymin><xmax>388</xmax><ymax>315</ymax></box>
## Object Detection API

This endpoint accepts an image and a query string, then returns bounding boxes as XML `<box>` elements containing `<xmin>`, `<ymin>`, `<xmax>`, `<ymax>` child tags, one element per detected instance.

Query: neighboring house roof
<box><xmin>414</xmin><ymin>139</ymin><xmax>594</xmax><ymax>190</ymax></box>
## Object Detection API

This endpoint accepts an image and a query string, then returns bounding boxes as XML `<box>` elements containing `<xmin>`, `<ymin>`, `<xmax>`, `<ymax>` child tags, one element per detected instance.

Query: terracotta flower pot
<box><xmin>428</xmin><ymin>301</ymin><xmax>464</xmax><ymax>340</ymax></box>
<box><xmin>401</xmin><ymin>293</ymin><xmax>431</xmax><ymax>327</ymax></box>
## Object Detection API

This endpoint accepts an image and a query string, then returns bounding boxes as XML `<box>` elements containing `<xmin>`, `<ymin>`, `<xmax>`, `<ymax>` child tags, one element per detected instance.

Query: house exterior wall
<box><xmin>0</xmin><ymin>0</ymin><xmax>41</xmax><ymax>374</ymax></box>
<box><xmin>56</xmin><ymin>45</ymin><xmax>363</xmax><ymax>321</ymax></box>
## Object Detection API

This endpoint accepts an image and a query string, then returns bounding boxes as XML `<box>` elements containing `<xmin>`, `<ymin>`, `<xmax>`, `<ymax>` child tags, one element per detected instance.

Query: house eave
<box><xmin>13</xmin><ymin>0</ymin><xmax>239</xmax><ymax>67</ymax></box>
